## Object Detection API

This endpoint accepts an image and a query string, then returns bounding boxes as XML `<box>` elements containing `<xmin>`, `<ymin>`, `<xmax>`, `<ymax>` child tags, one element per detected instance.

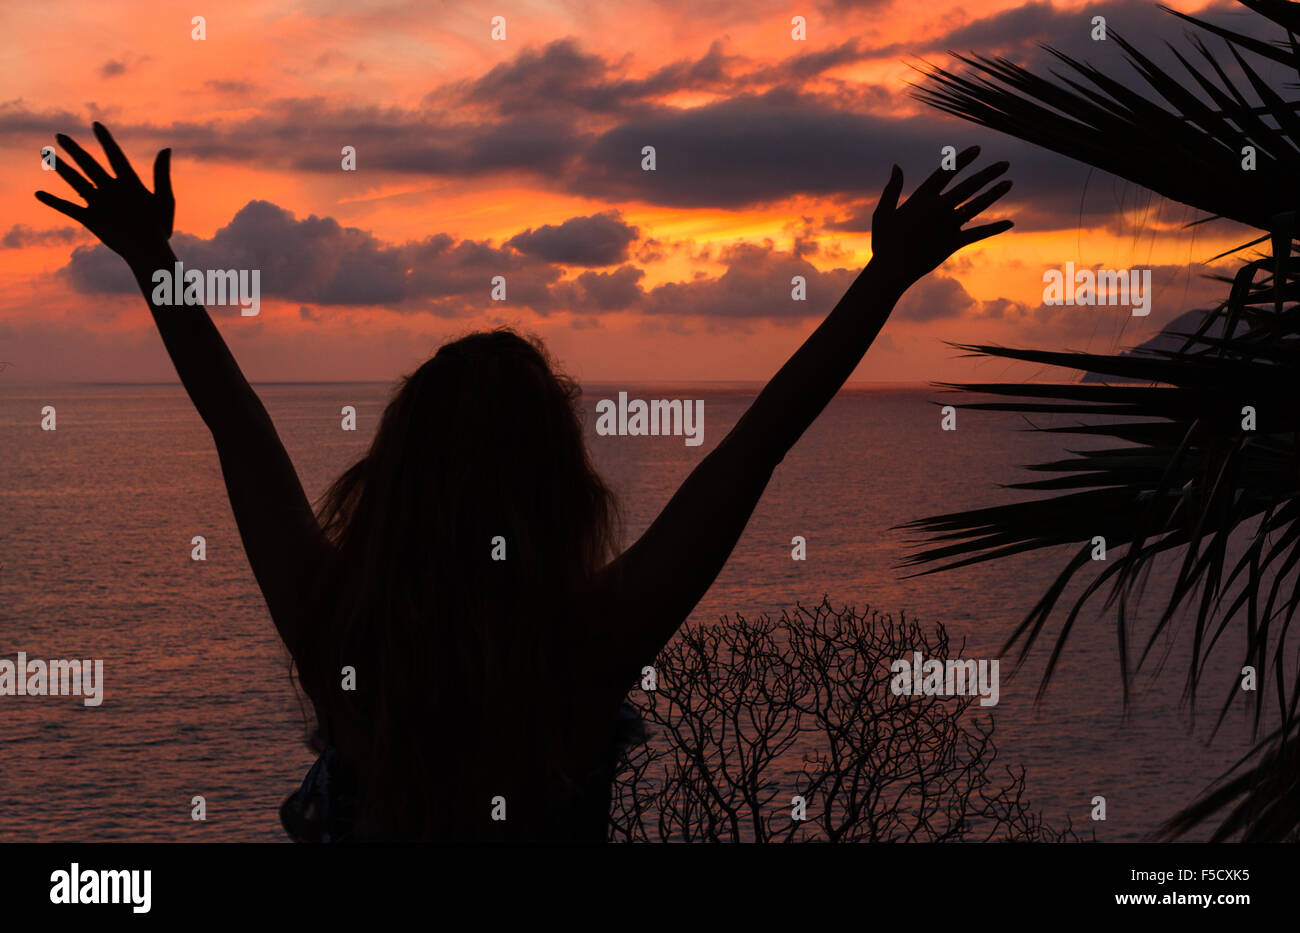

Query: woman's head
<box><xmin>305</xmin><ymin>328</ymin><xmax>619</xmax><ymax>838</ymax></box>
<box><xmin>322</xmin><ymin>329</ymin><xmax>617</xmax><ymax>591</ymax></box>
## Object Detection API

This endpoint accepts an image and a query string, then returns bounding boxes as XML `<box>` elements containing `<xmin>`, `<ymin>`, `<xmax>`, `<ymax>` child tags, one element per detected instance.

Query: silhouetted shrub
<box><xmin>610</xmin><ymin>598</ymin><xmax>1079</xmax><ymax>842</ymax></box>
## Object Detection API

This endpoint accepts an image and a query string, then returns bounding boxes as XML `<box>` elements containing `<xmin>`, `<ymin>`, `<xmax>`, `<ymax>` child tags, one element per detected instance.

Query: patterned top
<box><xmin>280</xmin><ymin>702</ymin><xmax>647</xmax><ymax>843</ymax></box>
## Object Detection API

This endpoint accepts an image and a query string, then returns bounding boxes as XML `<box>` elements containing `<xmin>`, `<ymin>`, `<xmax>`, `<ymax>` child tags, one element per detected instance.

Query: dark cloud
<box><xmin>206</xmin><ymin>80</ymin><xmax>257</xmax><ymax>95</ymax></box>
<box><xmin>894</xmin><ymin>273</ymin><xmax>978</xmax><ymax>322</ymax></box>
<box><xmin>755</xmin><ymin>37</ymin><xmax>875</xmax><ymax>82</ymax></box>
<box><xmin>3</xmin><ymin>25</ymin><xmax>1225</xmax><ymax>232</ymax></box>
<box><xmin>442</xmin><ymin>36</ymin><xmax>875</xmax><ymax>119</ymax></box>
<box><xmin>19</xmin><ymin>6</ymin><xmax>1273</xmax><ymax>285</ymax></box>
<box><xmin>505</xmin><ymin>211</ymin><xmax>639</xmax><ymax>266</ymax></box>
<box><xmin>0</xmin><ymin>100</ymin><xmax>87</xmax><ymax>137</ymax></box>
<box><xmin>977</xmin><ymin>261</ymin><xmax>1235</xmax><ymax>343</ymax></box>
<box><xmin>56</xmin><ymin>206</ymin><xmax>899</xmax><ymax>326</ymax></box>
<box><xmin>573</xmin><ymin>85</ymin><xmax>1112</xmax><ymax>230</ymax></box>
<box><xmin>553</xmin><ymin>265</ymin><xmax>646</xmax><ymax>312</ymax></box>
<box><xmin>911</xmin><ymin>0</ymin><xmax>1278</xmax><ymax>85</ymax></box>
<box><xmin>446</xmin><ymin>38</ymin><xmax>714</xmax><ymax>117</ymax></box>
<box><xmin>641</xmin><ymin>241</ymin><xmax>858</xmax><ymax>320</ymax></box>
<box><xmin>274</xmin><ymin>100</ymin><xmax>589</xmax><ymax>177</ymax></box>
<box><xmin>1</xmin><ymin>224</ymin><xmax>83</xmax><ymax>249</ymax></box>
<box><xmin>62</xmin><ymin>241</ymin><xmax>137</xmax><ymax>294</ymax></box>
<box><xmin>96</xmin><ymin>54</ymin><xmax>150</xmax><ymax>79</ymax></box>
<box><xmin>1</xmin><ymin>39</ymin><xmax>896</xmax><ymax>205</ymax></box>
<box><xmin>576</xmin><ymin>87</ymin><xmax>904</xmax><ymax>208</ymax></box>
<box><xmin>62</xmin><ymin>200</ymin><xmax>562</xmax><ymax>316</ymax></box>
<box><xmin>4</xmin><ymin>95</ymin><xmax>582</xmax><ymax>175</ymax></box>
<box><xmin>633</xmin><ymin>243</ymin><xmax>977</xmax><ymax>325</ymax></box>
<box><xmin>979</xmin><ymin>296</ymin><xmax>1028</xmax><ymax>320</ymax></box>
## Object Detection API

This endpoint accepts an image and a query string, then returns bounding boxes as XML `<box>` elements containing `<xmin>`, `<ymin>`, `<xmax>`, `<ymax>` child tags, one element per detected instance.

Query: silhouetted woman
<box><xmin>37</xmin><ymin>123</ymin><xmax>1013</xmax><ymax>842</ymax></box>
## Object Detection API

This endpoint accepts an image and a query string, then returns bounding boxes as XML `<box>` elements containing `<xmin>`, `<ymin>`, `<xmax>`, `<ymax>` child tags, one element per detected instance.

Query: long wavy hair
<box><xmin>297</xmin><ymin>328</ymin><xmax>620</xmax><ymax>840</ymax></box>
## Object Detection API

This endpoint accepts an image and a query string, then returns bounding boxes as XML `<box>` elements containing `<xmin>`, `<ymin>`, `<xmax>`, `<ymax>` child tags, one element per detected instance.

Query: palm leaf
<box><xmin>910</xmin><ymin>0</ymin><xmax>1300</xmax><ymax>840</ymax></box>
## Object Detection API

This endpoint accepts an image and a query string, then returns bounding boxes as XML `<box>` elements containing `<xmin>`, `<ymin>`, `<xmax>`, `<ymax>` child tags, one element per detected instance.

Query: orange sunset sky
<box><xmin>0</xmin><ymin>0</ymin><xmax>1269</xmax><ymax>384</ymax></box>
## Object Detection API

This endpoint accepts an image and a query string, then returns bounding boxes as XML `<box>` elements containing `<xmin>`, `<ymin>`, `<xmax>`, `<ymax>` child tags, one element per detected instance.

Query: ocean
<box><xmin>0</xmin><ymin>381</ymin><xmax>1262</xmax><ymax>841</ymax></box>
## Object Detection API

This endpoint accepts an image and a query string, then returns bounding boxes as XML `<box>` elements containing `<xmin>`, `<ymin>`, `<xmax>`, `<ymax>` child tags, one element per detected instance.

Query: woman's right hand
<box><xmin>869</xmin><ymin>145</ymin><xmax>1013</xmax><ymax>290</ymax></box>
<box><xmin>35</xmin><ymin>122</ymin><xmax>174</xmax><ymax>271</ymax></box>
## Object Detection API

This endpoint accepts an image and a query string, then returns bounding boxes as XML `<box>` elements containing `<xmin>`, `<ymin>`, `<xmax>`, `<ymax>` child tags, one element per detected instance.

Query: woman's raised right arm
<box><xmin>36</xmin><ymin>123</ymin><xmax>328</xmax><ymax>658</ymax></box>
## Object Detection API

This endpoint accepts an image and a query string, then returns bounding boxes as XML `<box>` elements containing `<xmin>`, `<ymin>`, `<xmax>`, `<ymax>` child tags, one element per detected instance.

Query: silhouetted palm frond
<box><xmin>910</xmin><ymin>0</ymin><xmax>1300</xmax><ymax>840</ymax></box>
